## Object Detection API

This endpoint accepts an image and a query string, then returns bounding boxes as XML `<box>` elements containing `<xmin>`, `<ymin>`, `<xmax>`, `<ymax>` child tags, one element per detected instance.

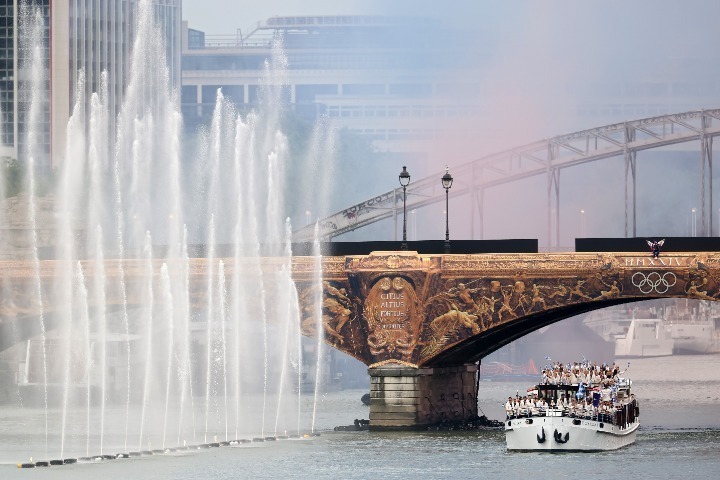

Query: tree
<box><xmin>1</xmin><ymin>157</ymin><xmax>24</xmax><ymax>198</ymax></box>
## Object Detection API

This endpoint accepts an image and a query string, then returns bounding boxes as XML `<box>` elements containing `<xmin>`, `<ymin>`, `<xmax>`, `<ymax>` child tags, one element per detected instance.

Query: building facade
<box><xmin>181</xmin><ymin>15</ymin><xmax>483</xmax><ymax>158</ymax></box>
<box><xmin>0</xmin><ymin>0</ymin><xmax>181</xmax><ymax>169</ymax></box>
<box><xmin>181</xmin><ymin>14</ymin><xmax>720</xmax><ymax>164</ymax></box>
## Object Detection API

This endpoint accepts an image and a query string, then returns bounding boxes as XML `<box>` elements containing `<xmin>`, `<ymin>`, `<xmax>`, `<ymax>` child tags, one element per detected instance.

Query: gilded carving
<box><xmin>298</xmin><ymin>280</ymin><xmax>365</xmax><ymax>361</ymax></box>
<box><xmin>416</xmin><ymin>269</ymin><xmax>624</xmax><ymax>364</ymax></box>
<box><xmin>347</xmin><ymin>251</ymin><xmax>436</xmax><ymax>272</ymax></box>
<box><xmin>594</xmin><ymin>278</ymin><xmax>622</xmax><ymax>300</ymax></box>
<box><xmin>686</xmin><ymin>280</ymin><xmax>713</xmax><ymax>300</ymax></box>
<box><xmin>363</xmin><ymin>276</ymin><xmax>421</xmax><ymax>361</ymax></box>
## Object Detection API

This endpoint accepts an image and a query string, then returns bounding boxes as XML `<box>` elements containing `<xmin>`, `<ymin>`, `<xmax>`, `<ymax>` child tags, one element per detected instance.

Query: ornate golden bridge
<box><xmin>2</xmin><ymin>250</ymin><xmax>718</xmax><ymax>429</ymax></box>
<box><xmin>292</xmin><ymin>250</ymin><xmax>719</xmax><ymax>429</ymax></box>
<box><xmin>296</xmin><ymin>251</ymin><xmax>717</xmax><ymax>367</ymax></box>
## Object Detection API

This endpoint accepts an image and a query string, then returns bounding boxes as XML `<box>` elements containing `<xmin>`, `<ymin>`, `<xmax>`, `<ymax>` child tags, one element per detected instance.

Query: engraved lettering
<box><xmin>623</xmin><ymin>256</ymin><xmax>687</xmax><ymax>267</ymax></box>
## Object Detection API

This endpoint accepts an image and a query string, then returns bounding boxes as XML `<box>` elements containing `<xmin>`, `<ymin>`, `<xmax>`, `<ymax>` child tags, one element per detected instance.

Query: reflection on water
<box><xmin>1</xmin><ymin>354</ymin><xmax>719</xmax><ymax>479</ymax></box>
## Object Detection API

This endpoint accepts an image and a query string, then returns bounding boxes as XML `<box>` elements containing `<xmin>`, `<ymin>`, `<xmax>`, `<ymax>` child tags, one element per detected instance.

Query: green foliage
<box><xmin>1</xmin><ymin>157</ymin><xmax>55</xmax><ymax>198</ymax></box>
<box><xmin>1</xmin><ymin>157</ymin><xmax>24</xmax><ymax>198</ymax></box>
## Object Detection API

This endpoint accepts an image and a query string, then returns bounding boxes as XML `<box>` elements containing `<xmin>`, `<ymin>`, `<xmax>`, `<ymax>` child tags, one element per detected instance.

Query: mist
<box><xmin>182</xmin><ymin>0</ymin><xmax>720</xmax><ymax>245</ymax></box>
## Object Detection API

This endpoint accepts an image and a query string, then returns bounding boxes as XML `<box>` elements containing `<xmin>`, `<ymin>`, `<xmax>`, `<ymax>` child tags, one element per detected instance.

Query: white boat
<box><xmin>584</xmin><ymin>309</ymin><xmax>674</xmax><ymax>357</ymax></box>
<box><xmin>667</xmin><ymin>318</ymin><xmax>720</xmax><ymax>354</ymax></box>
<box><xmin>505</xmin><ymin>380</ymin><xmax>639</xmax><ymax>451</ymax></box>
<box><xmin>665</xmin><ymin>301</ymin><xmax>720</xmax><ymax>354</ymax></box>
<box><xmin>614</xmin><ymin>318</ymin><xmax>674</xmax><ymax>357</ymax></box>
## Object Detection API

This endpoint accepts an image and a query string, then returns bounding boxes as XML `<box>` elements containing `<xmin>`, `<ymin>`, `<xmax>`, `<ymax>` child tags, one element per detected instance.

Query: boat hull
<box><xmin>505</xmin><ymin>416</ymin><xmax>638</xmax><ymax>452</ymax></box>
<box><xmin>669</xmin><ymin>323</ymin><xmax>720</xmax><ymax>354</ymax></box>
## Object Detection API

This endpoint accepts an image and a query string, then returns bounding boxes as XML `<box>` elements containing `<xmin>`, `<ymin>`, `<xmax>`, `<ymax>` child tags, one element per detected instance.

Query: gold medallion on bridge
<box><xmin>363</xmin><ymin>276</ymin><xmax>420</xmax><ymax>363</ymax></box>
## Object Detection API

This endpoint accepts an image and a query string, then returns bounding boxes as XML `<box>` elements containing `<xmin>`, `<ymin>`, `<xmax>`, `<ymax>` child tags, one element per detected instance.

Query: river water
<box><xmin>1</xmin><ymin>354</ymin><xmax>719</xmax><ymax>479</ymax></box>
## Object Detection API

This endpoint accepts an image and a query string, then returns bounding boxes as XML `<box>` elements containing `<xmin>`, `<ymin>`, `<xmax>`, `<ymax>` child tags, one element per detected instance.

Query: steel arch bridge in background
<box><xmin>292</xmin><ymin>109</ymin><xmax>720</xmax><ymax>245</ymax></box>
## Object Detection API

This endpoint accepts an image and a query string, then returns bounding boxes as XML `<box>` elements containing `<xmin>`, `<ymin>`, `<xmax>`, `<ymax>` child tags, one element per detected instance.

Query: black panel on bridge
<box><xmin>291</xmin><ymin>239</ymin><xmax>538</xmax><ymax>256</ymax></box>
<box><xmin>575</xmin><ymin>237</ymin><xmax>720</xmax><ymax>252</ymax></box>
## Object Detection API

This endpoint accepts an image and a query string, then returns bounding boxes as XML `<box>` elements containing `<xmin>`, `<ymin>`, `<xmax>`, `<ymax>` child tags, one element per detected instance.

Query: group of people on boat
<box><xmin>540</xmin><ymin>360</ymin><xmax>627</xmax><ymax>388</ymax></box>
<box><xmin>504</xmin><ymin>359</ymin><xmax>636</xmax><ymax>427</ymax></box>
<box><xmin>504</xmin><ymin>395</ymin><xmax>625</xmax><ymax>420</ymax></box>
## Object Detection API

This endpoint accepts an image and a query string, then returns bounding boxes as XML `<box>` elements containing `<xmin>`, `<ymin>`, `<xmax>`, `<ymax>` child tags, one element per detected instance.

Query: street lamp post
<box><xmin>441</xmin><ymin>166</ymin><xmax>453</xmax><ymax>254</ymax></box>
<box><xmin>411</xmin><ymin>209</ymin><xmax>416</xmax><ymax>241</ymax></box>
<box><xmin>580</xmin><ymin>209</ymin><xmax>585</xmax><ymax>237</ymax></box>
<box><xmin>399</xmin><ymin>166</ymin><xmax>411</xmax><ymax>250</ymax></box>
<box><xmin>692</xmin><ymin>208</ymin><xmax>697</xmax><ymax>237</ymax></box>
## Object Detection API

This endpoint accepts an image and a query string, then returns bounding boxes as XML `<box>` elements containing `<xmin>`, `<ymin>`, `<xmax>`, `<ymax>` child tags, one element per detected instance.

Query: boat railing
<box><xmin>506</xmin><ymin>399</ymin><xmax>638</xmax><ymax>428</ymax></box>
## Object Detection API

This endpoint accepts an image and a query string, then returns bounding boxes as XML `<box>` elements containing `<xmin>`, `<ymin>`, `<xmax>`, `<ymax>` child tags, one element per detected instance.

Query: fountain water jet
<box><xmin>19</xmin><ymin>3</ymin><xmax>50</xmax><ymax>460</ymax></box>
<box><xmin>160</xmin><ymin>264</ymin><xmax>174</xmax><ymax>450</ymax></box>
<box><xmin>311</xmin><ymin>223</ymin><xmax>324</xmax><ymax>434</ymax></box>
<box><xmin>275</xmin><ymin>220</ymin><xmax>296</xmax><ymax>435</ymax></box>
<box><xmin>203</xmin><ymin>216</ymin><xmax>216</xmax><ymax>444</ymax></box>
<box><xmin>137</xmin><ymin>232</ymin><xmax>156</xmax><ymax>452</ymax></box>
<box><xmin>218</xmin><ymin>261</ymin><xmax>229</xmax><ymax>442</ymax></box>
<box><xmin>3</xmin><ymin>0</ymin><xmax>340</xmax><ymax>463</ymax></box>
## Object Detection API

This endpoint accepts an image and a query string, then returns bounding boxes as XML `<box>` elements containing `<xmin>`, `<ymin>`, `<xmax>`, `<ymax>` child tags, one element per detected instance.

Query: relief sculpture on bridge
<box><xmin>294</xmin><ymin>253</ymin><xmax>636</xmax><ymax>367</ymax></box>
<box><xmin>363</xmin><ymin>276</ymin><xmax>422</xmax><ymax>361</ymax></box>
<box><xmin>685</xmin><ymin>260</ymin><xmax>720</xmax><ymax>300</ymax></box>
<box><xmin>417</xmin><ymin>267</ymin><xmax>624</xmax><ymax>364</ymax></box>
<box><xmin>299</xmin><ymin>280</ymin><xmax>368</xmax><ymax>362</ymax></box>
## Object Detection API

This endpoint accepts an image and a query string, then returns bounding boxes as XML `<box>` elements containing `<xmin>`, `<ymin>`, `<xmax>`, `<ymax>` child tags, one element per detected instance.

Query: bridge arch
<box><xmin>428</xmin><ymin>297</ymin><xmax>658</xmax><ymax>367</ymax></box>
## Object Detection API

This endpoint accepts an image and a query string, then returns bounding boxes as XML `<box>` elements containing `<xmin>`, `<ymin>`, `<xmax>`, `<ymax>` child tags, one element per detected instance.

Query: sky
<box><xmin>181</xmin><ymin>0</ymin><xmax>720</xmax><ymax>245</ymax></box>
<box><xmin>181</xmin><ymin>0</ymin><xmax>516</xmax><ymax>34</ymax></box>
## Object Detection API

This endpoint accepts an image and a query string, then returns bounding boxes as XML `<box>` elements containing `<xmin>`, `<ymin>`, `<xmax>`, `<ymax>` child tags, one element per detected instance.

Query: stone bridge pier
<box><xmin>369</xmin><ymin>364</ymin><xmax>478</xmax><ymax>430</ymax></box>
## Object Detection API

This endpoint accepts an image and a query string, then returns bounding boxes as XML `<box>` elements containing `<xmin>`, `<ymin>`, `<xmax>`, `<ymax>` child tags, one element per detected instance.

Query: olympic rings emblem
<box><xmin>631</xmin><ymin>271</ymin><xmax>677</xmax><ymax>294</ymax></box>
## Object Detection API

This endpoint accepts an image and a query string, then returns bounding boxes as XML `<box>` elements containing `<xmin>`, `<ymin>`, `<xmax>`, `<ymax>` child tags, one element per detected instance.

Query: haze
<box><xmin>182</xmin><ymin>0</ymin><xmax>720</xmax><ymax>245</ymax></box>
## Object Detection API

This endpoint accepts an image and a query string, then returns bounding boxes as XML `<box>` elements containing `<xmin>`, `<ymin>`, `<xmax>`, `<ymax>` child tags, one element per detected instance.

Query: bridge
<box><xmin>286</xmin><ymin>248</ymin><xmax>719</xmax><ymax>429</ymax></box>
<box><xmin>4</xmin><ymin>109</ymin><xmax>720</xmax><ymax>431</ymax></box>
<box><xmin>292</xmin><ymin>109</ymin><xmax>720</xmax><ymax>244</ymax></box>
<box><xmin>3</xmin><ymin>247</ymin><xmax>713</xmax><ymax>430</ymax></box>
